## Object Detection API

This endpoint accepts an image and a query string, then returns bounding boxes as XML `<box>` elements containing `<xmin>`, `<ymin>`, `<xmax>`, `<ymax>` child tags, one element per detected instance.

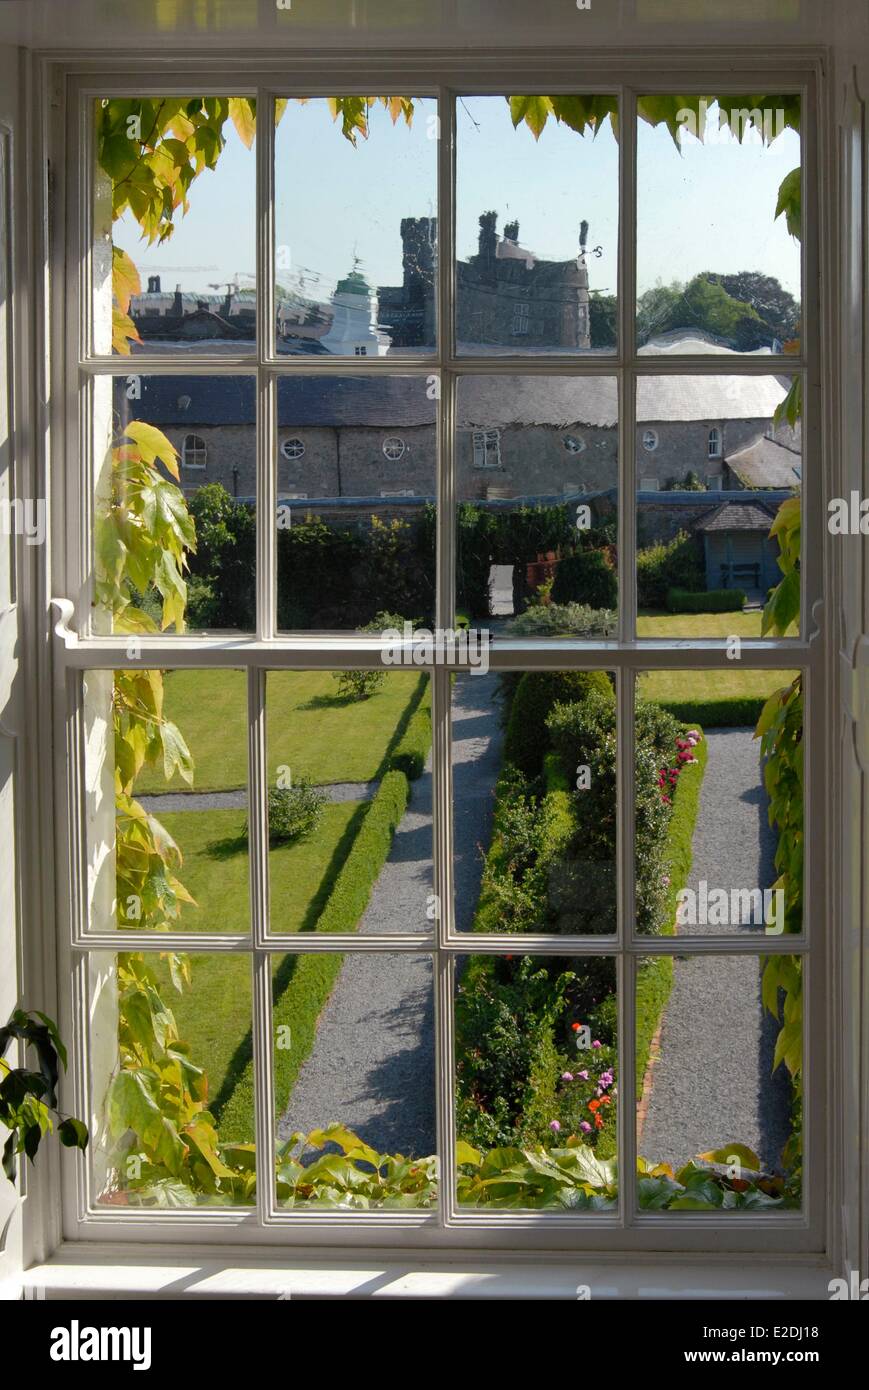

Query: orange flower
<box><xmin>594</xmin><ymin>1115</ymin><xmax>604</xmax><ymax>1130</ymax></box>
<box><xmin>588</xmin><ymin>1099</ymin><xmax>600</xmax><ymax>1113</ymax></box>
<box><xmin>600</xmin><ymin>1095</ymin><xmax>612</xmax><ymax>1105</ymax></box>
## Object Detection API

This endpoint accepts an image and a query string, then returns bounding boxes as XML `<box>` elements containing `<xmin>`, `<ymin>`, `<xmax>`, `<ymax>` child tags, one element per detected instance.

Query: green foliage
<box><xmin>666</xmin><ymin>586</ymin><xmax>747</xmax><ymax>613</ymax></box>
<box><xmin>265</xmin><ymin>780</ymin><xmax>327</xmax><ymax>845</ymax></box>
<box><xmin>551</xmin><ymin>549</ymin><xmax>618</xmax><ymax>609</ymax></box>
<box><xmin>637</xmin><ymin>531</ymin><xmax>705</xmax><ymax>608</ymax></box>
<box><xmin>332</xmin><ymin>669</ymin><xmax>386</xmax><ymax>701</ymax></box>
<box><xmin>506</xmin><ymin>601</ymin><xmax>617</xmax><ymax>638</ymax></box>
<box><xmin>504</xmin><ymin>669</ymin><xmax>613</xmax><ymax>777</ymax></box>
<box><xmin>457</xmin><ymin>501</ymin><xmax>574</xmax><ymax>618</ymax></box>
<box><xmin>0</xmin><ymin>1010</ymin><xmax>89</xmax><ymax>1182</ymax></box>
<box><xmin>186</xmin><ymin>485</ymin><xmax>255</xmax><ymax>630</ymax></box>
<box><xmin>546</xmin><ymin>692</ymin><xmax>681</xmax><ymax>936</ymax></box>
<box><xmin>653</xmin><ymin>695</ymin><xmax>766</xmax><ymax>726</ymax></box>
<box><xmin>388</xmin><ymin>706</ymin><xmax>431</xmax><ymax>780</ymax></box>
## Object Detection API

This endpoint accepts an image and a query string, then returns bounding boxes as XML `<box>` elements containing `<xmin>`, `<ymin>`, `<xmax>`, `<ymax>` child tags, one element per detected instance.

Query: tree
<box><xmin>701</xmin><ymin>270</ymin><xmax>800</xmax><ymax>345</ymax></box>
<box><xmin>588</xmin><ymin>292</ymin><xmax>617</xmax><ymax>350</ymax></box>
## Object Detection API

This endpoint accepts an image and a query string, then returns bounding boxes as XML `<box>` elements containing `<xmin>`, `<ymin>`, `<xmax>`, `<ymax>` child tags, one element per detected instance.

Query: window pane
<box><xmin>276</xmin><ymin>375</ymin><xmax>436</xmax><ymax>632</ymax></box>
<box><xmin>274</xmin><ymin>97</ymin><xmax>437</xmax><ymax>357</ymax></box>
<box><xmin>636</xmin><ymin>954</ymin><xmax>801</xmax><ymax>1211</ymax></box>
<box><xmin>265</xmin><ymin>670</ymin><xmax>432</xmax><ymax>936</ymax></box>
<box><xmin>634</xmin><ymin>669</ymin><xmax>802</xmax><ymax>938</ymax></box>
<box><xmin>452</xmin><ymin>670</ymin><xmax>617</xmax><ymax>936</ymax></box>
<box><xmin>88</xmin><ymin>950</ymin><xmax>255</xmax><ymax>1207</ymax></box>
<box><xmin>456</xmin><ymin>375</ymin><xmax>618</xmax><ymax>635</ymax></box>
<box><xmin>456</xmin><ymin>95</ymin><xmax>618</xmax><ymax>355</ymax></box>
<box><xmin>94</xmin><ymin>97</ymin><xmax>257</xmax><ymax>356</ymax></box>
<box><xmin>84</xmin><ymin>668</ymin><xmax>250</xmax><ymax>935</ymax></box>
<box><xmin>275</xmin><ymin>953</ymin><xmax>436</xmax><ymax>1209</ymax></box>
<box><xmin>636</xmin><ymin>373</ymin><xmax>800</xmax><ymax>639</ymax></box>
<box><xmin>456</xmin><ymin>955</ymin><xmax>618</xmax><ymax>1210</ymax></box>
<box><xmin>92</xmin><ymin>374</ymin><xmax>256</xmax><ymax>635</ymax></box>
<box><xmin>637</xmin><ymin>96</ymin><xmax>801</xmax><ymax>353</ymax></box>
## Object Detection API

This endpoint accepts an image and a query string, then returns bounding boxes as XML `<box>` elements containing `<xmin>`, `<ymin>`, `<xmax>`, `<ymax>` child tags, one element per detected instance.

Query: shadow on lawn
<box><xmin>209</xmin><ymin>799</ymin><xmax>369</xmax><ymax>1125</ymax></box>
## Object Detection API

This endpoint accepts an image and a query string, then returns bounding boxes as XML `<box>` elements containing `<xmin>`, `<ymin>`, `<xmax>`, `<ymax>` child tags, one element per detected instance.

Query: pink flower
<box><xmin>561</xmin><ymin>1072</ymin><xmax>574</xmax><ymax>1082</ymax></box>
<box><xmin>661</xmin><ymin>874</ymin><xmax>670</xmax><ymax>887</ymax></box>
<box><xmin>592</xmin><ymin>1040</ymin><xmax>602</xmax><ymax>1049</ymax></box>
<box><xmin>580</xmin><ymin>1121</ymin><xmax>592</xmax><ymax>1133</ymax></box>
<box><xmin>549</xmin><ymin>1120</ymin><xmax>561</xmax><ymax>1133</ymax></box>
<box><xmin>577</xmin><ymin>1069</ymin><xmax>589</xmax><ymax>1080</ymax></box>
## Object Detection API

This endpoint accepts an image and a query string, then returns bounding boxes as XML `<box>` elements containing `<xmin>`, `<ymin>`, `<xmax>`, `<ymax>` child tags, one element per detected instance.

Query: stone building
<box><xmin>113</xmin><ymin>369</ymin><xmax>799</xmax><ymax>511</ymax></box>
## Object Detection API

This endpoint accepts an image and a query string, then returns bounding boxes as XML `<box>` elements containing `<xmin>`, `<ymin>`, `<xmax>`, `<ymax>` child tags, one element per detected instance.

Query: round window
<box><xmin>280</xmin><ymin>437</ymin><xmax>305</xmax><ymax>461</ymax></box>
<box><xmin>382</xmin><ymin>436</ymin><xmax>406</xmax><ymax>461</ymax></box>
<box><xmin>564</xmin><ymin>434</ymin><xmax>586</xmax><ymax>454</ymax></box>
<box><xmin>642</xmin><ymin>429</ymin><xmax>659</xmax><ymax>452</ymax></box>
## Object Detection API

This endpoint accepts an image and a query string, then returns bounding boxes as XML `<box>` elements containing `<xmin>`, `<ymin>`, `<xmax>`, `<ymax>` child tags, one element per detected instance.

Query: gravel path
<box><xmin>278</xmin><ymin>670</ymin><xmax>505</xmax><ymax>1157</ymax></box>
<box><xmin>139</xmin><ymin>780</ymin><xmax>377</xmax><ymax>813</ymax></box>
<box><xmin>640</xmin><ymin>728</ymin><xmax>792</xmax><ymax>1173</ymax></box>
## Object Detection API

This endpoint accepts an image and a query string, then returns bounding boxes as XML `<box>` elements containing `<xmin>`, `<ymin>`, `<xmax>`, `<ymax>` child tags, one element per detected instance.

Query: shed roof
<box><xmin>694</xmin><ymin>501</ymin><xmax>778</xmax><ymax>534</ymax></box>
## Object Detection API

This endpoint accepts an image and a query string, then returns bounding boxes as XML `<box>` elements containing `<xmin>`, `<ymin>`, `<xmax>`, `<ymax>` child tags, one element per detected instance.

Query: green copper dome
<box><xmin>335</xmin><ymin>269</ymin><xmax>371</xmax><ymax>296</ymax></box>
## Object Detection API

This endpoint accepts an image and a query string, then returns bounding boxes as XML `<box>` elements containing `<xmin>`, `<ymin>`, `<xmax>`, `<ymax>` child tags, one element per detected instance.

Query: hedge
<box><xmin>216</xmin><ymin>769</ymin><xmax>410</xmax><ymax>1137</ymax></box>
<box><xmin>503</xmin><ymin>670</ymin><xmax>614</xmax><ymax>776</ymax></box>
<box><xmin>637</xmin><ymin>530</ymin><xmax>704</xmax><ymax>608</ymax></box>
<box><xmin>551</xmin><ymin>549</ymin><xmax>618</xmax><ymax>609</ymax></box>
<box><xmin>388</xmin><ymin>706</ymin><xmax>431</xmax><ymax>780</ymax></box>
<box><xmin>666</xmin><ymin>586</ymin><xmax>746</xmax><ymax>613</ymax></box>
<box><xmin>654</xmin><ymin>695</ymin><xmax>766</xmax><ymax>727</ymax></box>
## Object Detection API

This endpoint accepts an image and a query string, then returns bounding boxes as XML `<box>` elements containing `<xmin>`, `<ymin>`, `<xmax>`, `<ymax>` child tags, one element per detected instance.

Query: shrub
<box><xmin>551</xmin><ymin>549</ymin><xmax>618</xmax><ymax>609</ymax></box>
<box><xmin>637</xmin><ymin>530</ymin><xmax>704</xmax><ymax>608</ymax></box>
<box><xmin>332</xmin><ymin>669</ymin><xmax>385</xmax><ymax>701</ymax></box>
<box><xmin>666</xmin><ymin>586</ymin><xmax>746</xmax><ymax>613</ymax></box>
<box><xmin>265</xmin><ymin>780</ymin><xmax>326</xmax><ymax>845</ymax></box>
<box><xmin>389</xmin><ymin>706</ymin><xmax>431</xmax><ymax>780</ymax></box>
<box><xmin>507</xmin><ymin>601</ymin><xmax>617</xmax><ymax>638</ymax></box>
<box><xmin>504</xmin><ymin>670</ymin><xmax>614</xmax><ymax>776</ymax></box>
<box><xmin>654</xmin><ymin>695</ymin><xmax>765</xmax><ymax>727</ymax></box>
<box><xmin>546</xmin><ymin>691</ymin><xmax>680</xmax><ymax>936</ymax></box>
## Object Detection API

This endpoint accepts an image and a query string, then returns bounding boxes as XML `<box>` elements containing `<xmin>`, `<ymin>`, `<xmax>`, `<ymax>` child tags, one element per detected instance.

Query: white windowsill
<box><xmin>16</xmin><ymin>1247</ymin><xmax>837</xmax><ymax>1300</ymax></box>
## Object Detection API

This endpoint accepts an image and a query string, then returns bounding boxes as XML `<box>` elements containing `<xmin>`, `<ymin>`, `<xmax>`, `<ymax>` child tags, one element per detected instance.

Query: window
<box><xmin>181</xmin><ymin>433</ymin><xmax>207</xmax><ymax>469</ymax></box>
<box><xmin>280</xmin><ymin>437</ymin><xmax>305</xmax><ymax>461</ymax></box>
<box><xmin>511</xmin><ymin>302</ymin><xmax>530</xmax><ymax>335</ymax></box>
<box><xmin>354</xmin><ymin>345</ymin><xmax>368</xmax><ymax>356</ymax></box>
<box><xmin>382</xmin><ymin>435</ymin><xmax>406</xmax><ymax>461</ymax></box>
<box><xmin>707</xmin><ymin>474</ymin><xmax>724</xmax><ymax>489</ymax></box>
<box><xmin>472</xmin><ymin>428</ymin><xmax>502</xmax><ymax>468</ymax></box>
<box><xmin>708</xmin><ymin>426</ymin><xmax>722</xmax><ymax>458</ymax></box>
<box><xmin>53</xmin><ymin>69</ymin><xmax>819</xmax><ymax>1264</ymax></box>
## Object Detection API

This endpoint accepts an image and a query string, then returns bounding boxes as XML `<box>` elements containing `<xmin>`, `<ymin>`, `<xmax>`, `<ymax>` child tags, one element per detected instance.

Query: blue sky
<box><xmin>114</xmin><ymin>95</ymin><xmax>801</xmax><ymax>304</ymax></box>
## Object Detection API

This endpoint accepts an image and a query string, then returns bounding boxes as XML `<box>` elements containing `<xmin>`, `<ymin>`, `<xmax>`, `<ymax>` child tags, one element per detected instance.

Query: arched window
<box><xmin>708</xmin><ymin>426</ymin><xmax>722</xmax><ymax>458</ymax></box>
<box><xmin>181</xmin><ymin>433</ymin><xmax>207</xmax><ymax>469</ymax></box>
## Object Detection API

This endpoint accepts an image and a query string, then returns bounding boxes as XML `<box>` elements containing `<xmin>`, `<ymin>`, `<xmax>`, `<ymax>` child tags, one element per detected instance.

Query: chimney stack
<box><xmin>147</xmin><ymin>274</ymin><xmax>161</xmax><ymax>294</ymax></box>
<box><xmin>173</xmin><ymin>284</ymin><xmax>183</xmax><ymax>316</ymax></box>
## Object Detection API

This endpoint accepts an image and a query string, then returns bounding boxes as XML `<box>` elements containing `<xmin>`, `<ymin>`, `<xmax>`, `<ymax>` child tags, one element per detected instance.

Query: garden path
<box><xmin>639</xmin><ymin>727</ymin><xmax>792</xmax><ymax>1173</ymax></box>
<box><xmin>139</xmin><ymin>781</ymin><xmax>377</xmax><ymax>813</ymax></box>
<box><xmin>277</xmin><ymin>669</ymin><xmax>505</xmax><ymax>1156</ymax></box>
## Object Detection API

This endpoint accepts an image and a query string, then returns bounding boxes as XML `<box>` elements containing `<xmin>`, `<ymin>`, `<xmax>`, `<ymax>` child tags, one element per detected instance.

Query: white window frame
<box><xmin>381</xmin><ymin>435</ymin><xmax>406</xmax><ymax>460</ymax></box>
<box><xmin>36</xmin><ymin>53</ymin><xmax>838</xmax><ymax>1275</ymax></box>
<box><xmin>181</xmin><ymin>432</ymin><xmax>207</xmax><ymax>469</ymax></box>
<box><xmin>708</xmin><ymin>425</ymin><xmax>722</xmax><ymax>458</ymax></box>
<box><xmin>641</xmin><ymin>428</ymin><xmax>658</xmax><ymax>451</ymax></box>
<box><xmin>472</xmin><ymin>427</ymin><xmax>502</xmax><ymax>468</ymax></box>
<box><xmin>511</xmin><ymin>301</ymin><xmax>530</xmax><ymax>335</ymax></box>
<box><xmin>280</xmin><ymin>436</ymin><xmax>305</xmax><ymax>461</ymax></box>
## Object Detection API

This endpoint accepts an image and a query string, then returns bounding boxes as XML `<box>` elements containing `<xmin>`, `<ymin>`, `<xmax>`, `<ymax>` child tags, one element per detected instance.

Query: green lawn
<box><xmin>136</xmin><ymin>669</ymin><xmax>428</xmax><ymax>792</ymax></box>
<box><xmin>152</xmin><ymin>798</ymin><xmax>370</xmax><ymax>1124</ymax></box>
<box><xmin>637</xmin><ymin>611</ymin><xmax>798</xmax><ymax>705</ymax></box>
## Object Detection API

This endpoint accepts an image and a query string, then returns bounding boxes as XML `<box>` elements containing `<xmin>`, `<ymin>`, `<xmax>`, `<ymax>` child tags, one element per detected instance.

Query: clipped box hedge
<box><xmin>654</xmin><ymin>695</ymin><xmax>766</xmax><ymax>727</ymax></box>
<box><xmin>666</xmin><ymin>586</ymin><xmax>747</xmax><ymax>613</ymax></box>
<box><xmin>389</xmin><ymin>706</ymin><xmax>431</xmax><ymax>781</ymax></box>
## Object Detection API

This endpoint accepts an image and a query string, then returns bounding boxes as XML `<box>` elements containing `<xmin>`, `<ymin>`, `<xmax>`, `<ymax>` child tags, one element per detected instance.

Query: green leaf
<box><xmin>774</xmin><ymin>166</ymin><xmax>801</xmax><ymax>239</ymax></box>
<box><xmin>508</xmin><ymin>95</ymin><xmax>553</xmax><ymax>140</ymax></box>
<box><xmin>58</xmin><ymin>1117</ymin><xmax>89</xmax><ymax>1150</ymax></box>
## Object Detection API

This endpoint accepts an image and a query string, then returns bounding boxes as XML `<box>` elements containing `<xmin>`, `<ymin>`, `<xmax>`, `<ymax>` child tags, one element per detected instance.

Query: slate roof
<box><xmin>693</xmin><ymin>501</ymin><xmax>778</xmax><ymax>534</ymax></box>
<box><xmin>114</xmin><ymin>371</ymin><xmax>788</xmax><ymax>430</ymax></box>
<box><xmin>725</xmin><ymin>436</ymin><xmax>802</xmax><ymax>489</ymax></box>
